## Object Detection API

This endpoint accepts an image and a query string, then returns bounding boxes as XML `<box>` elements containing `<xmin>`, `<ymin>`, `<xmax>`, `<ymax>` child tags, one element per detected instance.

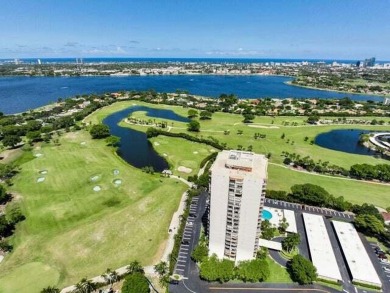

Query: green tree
<box><xmin>288</xmin><ymin>255</ymin><xmax>317</xmax><ymax>285</ymax></box>
<box><xmin>154</xmin><ymin>261</ymin><xmax>168</xmax><ymax>276</ymax></box>
<box><xmin>0</xmin><ymin>184</ymin><xmax>10</xmax><ymax>204</ymax></box>
<box><xmin>40</xmin><ymin>286</ymin><xmax>60</xmax><ymax>293</ymax></box>
<box><xmin>26</xmin><ymin>130</ymin><xmax>41</xmax><ymax>142</ymax></box>
<box><xmin>354</xmin><ymin>214</ymin><xmax>385</xmax><ymax>236</ymax></box>
<box><xmin>89</xmin><ymin>124</ymin><xmax>110</xmax><ymax>139</ymax></box>
<box><xmin>261</xmin><ymin>220</ymin><xmax>276</xmax><ymax>240</ymax></box>
<box><xmin>199</xmin><ymin>254</ymin><xmax>235</xmax><ymax>282</ymax></box>
<box><xmin>187</xmin><ymin>109</ymin><xmax>198</xmax><ymax>118</ymax></box>
<box><xmin>73</xmin><ymin>278</ymin><xmax>96</xmax><ymax>293</ymax></box>
<box><xmin>2</xmin><ymin>135</ymin><xmax>22</xmax><ymax>148</ymax></box>
<box><xmin>122</xmin><ymin>272</ymin><xmax>150</xmax><ymax>293</ymax></box>
<box><xmin>243</xmin><ymin>113</ymin><xmax>255</xmax><ymax>123</ymax></box>
<box><xmin>105</xmin><ymin>135</ymin><xmax>120</xmax><ymax>147</ymax></box>
<box><xmin>191</xmin><ymin>244</ymin><xmax>209</xmax><ymax>262</ymax></box>
<box><xmin>282</xmin><ymin>233</ymin><xmax>300</xmax><ymax>252</ymax></box>
<box><xmin>126</xmin><ymin>260</ymin><xmax>144</xmax><ymax>274</ymax></box>
<box><xmin>200</xmin><ymin>110</ymin><xmax>212</xmax><ymax>120</ymax></box>
<box><xmin>236</xmin><ymin>259</ymin><xmax>270</xmax><ymax>282</ymax></box>
<box><xmin>102</xmin><ymin>268</ymin><xmax>120</xmax><ymax>286</ymax></box>
<box><xmin>290</xmin><ymin>184</ymin><xmax>331</xmax><ymax>207</ymax></box>
<box><xmin>187</xmin><ymin>120</ymin><xmax>200</xmax><ymax>132</ymax></box>
<box><xmin>279</xmin><ymin>217</ymin><xmax>289</xmax><ymax>233</ymax></box>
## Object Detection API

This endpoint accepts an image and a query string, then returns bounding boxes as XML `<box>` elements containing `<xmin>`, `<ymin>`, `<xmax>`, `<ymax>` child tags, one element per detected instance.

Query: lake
<box><xmin>103</xmin><ymin>105</ymin><xmax>190</xmax><ymax>171</ymax></box>
<box><xmin>315</xmin><ymin>129</ymin><xmax>376</xmax><ymax>156</ymax></box>
<box><xmin>0</xmin><ymin>75</ymin><xmax>383</xmax><ymax>114</ymax></box>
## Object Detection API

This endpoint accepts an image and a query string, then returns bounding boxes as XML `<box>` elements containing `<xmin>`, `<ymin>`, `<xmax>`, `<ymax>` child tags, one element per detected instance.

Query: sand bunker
<box><xmin>154</xmin><ymin>142</ymin><xmax>160</xmax><ymax>146</ymax></box>
<box><xmin>163</xmin><ymin>153</ymin><xmax>168</xmax><ymax>157</ymax></box>
<box><xmin>90</xmin><ymin>175</ymin><xmax>100</xmax><ymax>182</ymax></box>
<box><xmin>178</xmin><ymin>166</ymin><xmax>192</xmax><ymax>174</ymax></box>
<box><xmin>39</xmin><ymin>170</ymin><xmax>48</xmax><ymax>175</ymax></box>
<box><xmin>37</xmin><ymin>177</ymin><xmax>45</xmax><ymax>183</ymax></box>
<box><xmin>93</xmin><ymin>186</ymin><xmax>101</xmax><ymax>192</ymax></box>
<box><xmin>113</xmin><ymin>179</ymin><xmax>122</xmax><ymax>185</ymax></box>
<box><xmin>113</xmin><ymin>169</ymin><xmax>120</xmax><ymax>175</ymax></box>
<box><xmin>34</xmin><ymin>153</ymin><xmax>43</xmax><ymax>158</ymax></box>
<box><xmin>193</xmin><ymin>151</ymin><xmax>198</xmax><ymax>154</ymax></box>
<box><xmin>80</xmin><ymin>142</ymin><xmax>86</xmax><ymax>145</ymax></box>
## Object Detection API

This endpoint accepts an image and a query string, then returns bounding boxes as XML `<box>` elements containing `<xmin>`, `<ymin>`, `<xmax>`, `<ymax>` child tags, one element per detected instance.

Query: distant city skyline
<box><xmin>1</xmin><ymin>0</ymin><xmax>389</xmax><ymax>59</ymax></box>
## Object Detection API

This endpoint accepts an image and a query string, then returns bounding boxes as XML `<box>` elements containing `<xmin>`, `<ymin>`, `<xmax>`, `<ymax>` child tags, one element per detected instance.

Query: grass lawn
<box><xmin>148</xmin><ymin>136</ymin><xmax>217</xmax><ymax>177</ymax></box>
<box><xmin>0</xmin><ymin>130</ymin><xmax>187</xmax><ymax>292</ymax></box>
<box><xmin>85</xmin><ymin>101</ymin><xmax>390</xmax><ymax>207</ymax></box>
<box><xmin>268</xmin><ymin>164</ymin><xmax>390</xmax><ymax>207</ymax></box>
<box><xmin>265</xmin><ymin>256</ymin><xmax>293</xmax><ymax>283</ymax></box>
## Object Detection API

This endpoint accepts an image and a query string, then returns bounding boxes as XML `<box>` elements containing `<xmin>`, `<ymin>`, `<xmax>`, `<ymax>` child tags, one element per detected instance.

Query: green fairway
<box><xmin>92</xmin><ymin>100</ymin><xmax>390</xmax><ymax>206</ymax></box>
<box><xmin>0</xmin><ymin>131</ymin><xmax>187</xmax><ymax>291</ymax></box>
<box><xmin>148</xmin><ymin>136</ymin><xmax>217</xmax><ymax>176</ymax></box>
<box><xmin>268</xmin><ymin>164</ymin><xmax>390</xmax><ymax>207</ymax></box>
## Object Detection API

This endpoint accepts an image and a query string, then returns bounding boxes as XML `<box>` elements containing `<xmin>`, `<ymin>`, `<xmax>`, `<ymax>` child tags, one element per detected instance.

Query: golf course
<box><xmin>1</xmin><ymin>98</ymin><xmax>390</xmax><ymax>292</ymax></box>
<box><xmin>0</xmin><ymin>130</ymin><xmax>187</xmax><ymax>292</ymax></box>
<box><xmin>107</xmin><ymin>100</ymin><xmax>390</xmax><ymax>207</ymax></box>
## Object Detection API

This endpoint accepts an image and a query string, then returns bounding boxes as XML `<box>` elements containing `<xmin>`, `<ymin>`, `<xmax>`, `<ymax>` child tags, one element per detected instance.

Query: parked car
<box><xmin>187</xmin><ymin>221</ymin><xmax>193</xmax><ymax>226</ymax></box>
<box><xmin>378</xmin><ymin>252</ymin><xmax>387</xmax><ymax>259</ymax></box>
<box><xmin>383</xmin><ymin>266</ymin><xmax>390</xmax><ymax>272</ymax></box>
<box><xmin>181</xmin><ymin>240</ymin><xmax>190</xmax><ymax>245</ymax></box>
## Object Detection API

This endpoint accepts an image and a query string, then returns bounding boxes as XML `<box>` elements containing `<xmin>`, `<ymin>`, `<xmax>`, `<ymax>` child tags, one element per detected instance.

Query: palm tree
<box><xmin>41</xmin><ymin>286</ymin><xmax>60</xmax><ymax>293</ymax></box>
<box><xmin>102</xmin><ymin>268</ymin><xmax>120</xmax><ymax>286</ymax></box>
<box><xmin>154</xmin><ymin>261</ymin><xmax>168</xmax><ymax>276</ymax></box>
<box><xmin>126</xmin><ymin>260</ymin><xmax>144</xmax><ymax>274</ymax></box>
<box><xmin>73</xmin><ymin>278</ymin><xmax>96</xmax><ymax>293</ymax></box>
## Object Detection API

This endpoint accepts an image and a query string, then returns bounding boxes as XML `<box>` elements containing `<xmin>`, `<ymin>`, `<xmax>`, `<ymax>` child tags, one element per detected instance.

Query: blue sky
<box><xmin>0</xmin><ymin>0</ymin><xmax>389</xmax><ymax>60</ymax></box>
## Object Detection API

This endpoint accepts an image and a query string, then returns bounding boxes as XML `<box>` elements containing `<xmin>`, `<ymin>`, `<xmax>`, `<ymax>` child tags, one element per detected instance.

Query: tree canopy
<box><xmin>187</xmin><ymin>120</ymin><xmax>200</xmax><ymax>132</ymax></box>
<box><xmin>290</xmin><ymin>183</ymin><xmax>331</xmax><ymax>207</ymax></box>
<box><xmin>354</xmin><ymin>214</ymin><xmax>385</xmax><ymax>236</ymax></box>
<box><xmin>236</xmin><ymin>259</ymin><xmax>270</xmax><ymax>282</ymax></box>
<box><xmin>288</xmin><ymin>255</ymin><xmax>317</xmax><ymax>285</ymax></box>
<box><xmin>89</xmin><ymin>124</ymin><xmax>110</xmax><ymax>139</ymax></box>
<box><xmin>122</xmin><ymin>272</ymin><xmax>150</xmax><ymax>293</ymax></box>
<box><xmin>199</xmin><ymin>254</ymin><xmax>235</xmax><ymax>282</ymax></box>
<box><xmin>282</xmin><ymin>233</ymin><xmax>300</xmax><ymax>252</ymax></box>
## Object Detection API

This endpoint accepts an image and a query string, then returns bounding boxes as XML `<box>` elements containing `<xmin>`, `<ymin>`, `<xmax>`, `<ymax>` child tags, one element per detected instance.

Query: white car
<box><xmin>383</xmin><ymin>266</ymin><xmax>390</xmax><ymax>272</ymax></box>
<box><xmin>187</xmin><ymin>221</ymin><xmax>193</xmax><ymax>226</ymax></box>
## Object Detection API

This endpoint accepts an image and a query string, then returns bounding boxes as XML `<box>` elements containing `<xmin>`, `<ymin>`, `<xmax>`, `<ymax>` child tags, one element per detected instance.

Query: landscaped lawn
<box><xmin>265</xmin><ymin>256</ymin><xmax>293</xmax><ymax>283</ymax></box>
<box><xmin>0</xmin><ymin>130</ymin><xmax>187</xmax><ymax>292</ymax></box>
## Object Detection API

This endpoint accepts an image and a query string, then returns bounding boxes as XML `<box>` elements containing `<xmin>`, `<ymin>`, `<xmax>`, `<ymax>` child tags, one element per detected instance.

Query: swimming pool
<box><xmin>262</xmin><ymin>209</ymin><xmax>273</xmax><ymax>221</ymax></box>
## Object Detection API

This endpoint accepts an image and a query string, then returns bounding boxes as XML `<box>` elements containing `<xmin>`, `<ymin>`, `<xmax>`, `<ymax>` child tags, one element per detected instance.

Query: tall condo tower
<box><xmin>208</xmin><ymin>150</ymin><xmax>268</xmax><ymax>263</ymax></box>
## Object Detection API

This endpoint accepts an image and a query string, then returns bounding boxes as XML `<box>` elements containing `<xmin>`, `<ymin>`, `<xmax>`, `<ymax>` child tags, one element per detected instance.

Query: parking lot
<box><xmin>368</xmin><ymin>242</ymin><xmax>390</xmax><ymax>286</ymax></box>
<box><xmin>264</xmin><ymin>198</ymin><xmax>354</xmax><ymax>221</ymax></box>
<box><xmin>173</xmin><ymin>196</ymin><xmax>199</xmax><ymax>277</ymax></box>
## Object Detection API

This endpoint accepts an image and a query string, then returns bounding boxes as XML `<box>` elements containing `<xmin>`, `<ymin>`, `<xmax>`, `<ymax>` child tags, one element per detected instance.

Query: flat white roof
<box><xmin>211</xmin><ymin>150</ymin><xmax>268</xmax><ymax>179</ymax></box>
<box><xmin>283</xmin><ymin>209</ymin><xmax>297</xmax><ymax>233</ymax></box>
<box><xmin>258</xmin><ymin>239</ymin><xmax>282</xmax><ymax>251</ymax></box>
<box><xmin>302</xmin><ymin>213</ymin><xmax>342</xmax><ymax>282</ymax></box>
<box><xmin>332</xmin><ymin>220</ymin><xmax>382</xmax><ymax>287</ymax></box>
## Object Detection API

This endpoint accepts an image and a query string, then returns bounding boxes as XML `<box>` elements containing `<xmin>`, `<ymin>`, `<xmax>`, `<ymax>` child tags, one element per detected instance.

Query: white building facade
<box><xmin>208</xmin><ymin>150</ymin><xmax>268</xmax><ymax>263</ymax></box>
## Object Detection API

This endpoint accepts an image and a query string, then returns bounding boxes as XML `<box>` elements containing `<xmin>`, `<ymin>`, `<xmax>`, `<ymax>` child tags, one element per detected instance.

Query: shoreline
<box><xmin>285</xmin><ymin>80</ymin><xmax>388</xmax><ymax>99</ymax></box>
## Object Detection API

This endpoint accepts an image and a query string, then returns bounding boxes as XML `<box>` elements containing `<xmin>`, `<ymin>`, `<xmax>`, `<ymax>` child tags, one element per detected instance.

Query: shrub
<box><xmin>122</xmin><ymin>272</ymin><xmax>150</xmax><ymax>293</ymax></box>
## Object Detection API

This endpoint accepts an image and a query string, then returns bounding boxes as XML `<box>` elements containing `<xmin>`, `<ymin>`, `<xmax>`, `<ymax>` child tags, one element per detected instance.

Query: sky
<box><xmin>0</xmin><ymin>0</ymin><xmax>389</xmax><ymax>60</ymax></box>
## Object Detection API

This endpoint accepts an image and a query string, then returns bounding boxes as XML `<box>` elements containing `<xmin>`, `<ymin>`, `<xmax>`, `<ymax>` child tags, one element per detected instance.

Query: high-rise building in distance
<box><xmin>208</xmin><ymin>150</ymin><xmax>268</xmax><ymax>263</ymax></box>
